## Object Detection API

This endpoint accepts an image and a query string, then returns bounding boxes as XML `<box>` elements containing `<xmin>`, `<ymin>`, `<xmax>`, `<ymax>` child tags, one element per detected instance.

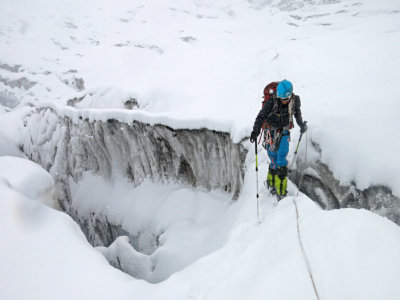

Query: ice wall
<box><xmin>22</xmin><ymin>107</ymin><xmax>247</xmax><ymax>246</ymax></box>
<box><xmin>22</xmin><ymin>107</ymin><xmax>400</xmax><ymax>229</ymax></box>
<box><xmin>290</xmin><ymin>141</ymin><xmax>400</xmax><ymax>225</ymax></box>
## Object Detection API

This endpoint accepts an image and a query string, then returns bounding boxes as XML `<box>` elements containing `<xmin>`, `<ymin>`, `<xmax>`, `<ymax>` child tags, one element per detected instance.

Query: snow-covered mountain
<box><xmin>1</xmin><ymin>0</ymin><xmax>400</xmax><ymax>299</ymax></box>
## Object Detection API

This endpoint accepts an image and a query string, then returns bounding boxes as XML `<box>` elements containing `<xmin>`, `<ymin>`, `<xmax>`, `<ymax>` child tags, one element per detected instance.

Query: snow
<box><xmin>1</xmin><ymin>0</ymin><xmax>400</xmax><ymax>299</ymax></box>
<box><xmin>0</xmin><ymin>179</ymin><xmax>146</xmax><ymax>300</ymax></box>
<box><xmin>145</xmin><ymin>197</ymin><xmax>400</xmax><ymax>300</ymax></box>
<box><xmin>0</xmin><ymin>156</ymin><xmax>54</xmax><ymax>202</ymax></box>
<box><xmin>2</xmin><ymin>158</ymin><xmax>400</xmax><ymax>299</ymax></box>
<box><xmin>300</xmin><ymin>201</ymin><xmax>400</xmax><ymax>300</ymax></box>
<box><xmin>70</xmin><ymin>173</ymin><xmax>238</xmax><ymax>283</ymax></box>
<box><xmin>1</xmin><ymin>0</ymin><xmax>399</xmax><ymax>194</ymax></box>
<box><xmin>0</xmin><ymin>131</ymin><xmax>23</xmax><ymax>157</ymax></box>
<box><xmin>36</xmin><ymin>101</ymin><xmax>239</xmax><ymax>136</ymax></box>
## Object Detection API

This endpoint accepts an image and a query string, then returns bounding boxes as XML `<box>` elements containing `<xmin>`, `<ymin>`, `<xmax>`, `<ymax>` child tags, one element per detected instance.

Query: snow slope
<box><xmin>0</xmin><ymin>156</ymin><xmax>54</xmax><ymax>202</ymax></box>
<box><xmin>0</xmin><ymin>157</ymin><xmax>147</xmax><ymax>300</ymax></box>
<box><xmin>0</xmin><ymin>0</ymin><xmax>399</xmax><ymax>194</ymax></box>
<box><xmin>1</xmin><ymin>156</ymin><xmax>400</xmax><ymax>300</ymax></box>
<box><xmin>142</xmin><ymin>197</ymin><xmax>400</xmax><ymax>300</ymax></box>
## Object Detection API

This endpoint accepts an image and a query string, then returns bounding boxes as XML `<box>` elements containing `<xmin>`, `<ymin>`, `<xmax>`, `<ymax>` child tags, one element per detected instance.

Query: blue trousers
<box><xmin>267</xmin><ymin>131</ymin><xmax>290</xmax><ymax>169</ymax></box>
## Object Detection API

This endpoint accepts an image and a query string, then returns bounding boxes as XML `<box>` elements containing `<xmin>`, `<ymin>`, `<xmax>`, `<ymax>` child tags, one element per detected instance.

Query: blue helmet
<box><xmin>276</xmin><ymin>80</ymin><xmax>293</xmax><ymax>99</ymax></box>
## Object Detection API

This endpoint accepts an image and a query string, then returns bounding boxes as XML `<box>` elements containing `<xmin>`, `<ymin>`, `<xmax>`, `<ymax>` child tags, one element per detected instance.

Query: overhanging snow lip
<box><xmin>36</xmin><ymin>102</ymin><xmax>246</xmax><ymax>142</ymax></box>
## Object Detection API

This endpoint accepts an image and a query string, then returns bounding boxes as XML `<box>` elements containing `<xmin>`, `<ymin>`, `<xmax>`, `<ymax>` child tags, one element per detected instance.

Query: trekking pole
<box><xmin>289</xmin><ymin>121</ymin><xmax>307</xmax><ymax>170</ymax></box>
<box><xmin>255</xmin><ymin>142</ymin><xmax>260</xmax><ymax>223</ymax></box>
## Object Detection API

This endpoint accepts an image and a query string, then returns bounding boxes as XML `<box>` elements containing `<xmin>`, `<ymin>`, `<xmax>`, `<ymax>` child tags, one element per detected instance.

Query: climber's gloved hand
<box><xmin>300</xmin><ymin>121</ymin><xmax>308</xmax><ymax>134</ymax></box>
<box><xmin>250</xmin><ymin>131</ymin><xmax>258</xmax><ymax>143</ymax></box>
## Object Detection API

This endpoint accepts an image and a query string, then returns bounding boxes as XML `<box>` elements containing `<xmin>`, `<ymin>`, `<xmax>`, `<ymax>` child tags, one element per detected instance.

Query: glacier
<box><xmin>1</xmin><ymin>0</ymin><xmax>400</xmax><ymax>298</ymax></box>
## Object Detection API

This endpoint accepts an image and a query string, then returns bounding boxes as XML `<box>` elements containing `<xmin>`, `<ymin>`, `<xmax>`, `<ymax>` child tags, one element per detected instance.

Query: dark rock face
<box><xmin>0</xmin><ymin>91</ymin><xmax>20</xmax><ymax>109</ymax></box>
<box><xmin>22</xmin><ymin>107</ymin><xmax>248</xmax><ymax>247</ymax></box>
<box><xmin>0</xmin><ymin>75</ymin><xmax>36</xmax><ymax>90</ymax></box>
<box><xmin>290</xmin><ymin>141</ymin><xmax>400</xmax><ymax>225</ymax></box>
<box><xmin>124</xmin><ymin>98</ymin><xmax>139</xmax><ymax>110</ymax></box>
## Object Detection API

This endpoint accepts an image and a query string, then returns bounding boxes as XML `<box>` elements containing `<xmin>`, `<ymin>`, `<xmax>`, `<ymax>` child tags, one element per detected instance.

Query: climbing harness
<box><xmin>262</xmin><ymin>126</ymin><xmax>291</xmax><ymax>152</ymax></box>
<box><xmin>263</xmin><ymin>127</ymin><xmax>281</xmax><ymax>151</ymax></box>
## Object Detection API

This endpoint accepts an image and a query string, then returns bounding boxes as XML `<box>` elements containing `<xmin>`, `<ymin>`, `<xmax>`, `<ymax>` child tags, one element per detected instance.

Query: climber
<box><xmin>250</xmin><ymin>79</ymin><xmax>307</xmax><ymax>199</ymax></box>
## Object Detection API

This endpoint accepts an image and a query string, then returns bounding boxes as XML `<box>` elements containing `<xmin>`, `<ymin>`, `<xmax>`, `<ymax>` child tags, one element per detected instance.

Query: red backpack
<box><xmin>262</xmin><ymin>81</ymin><xmax>279</xmax><ymax>106</ymax></box>
<box><xmin>259</xmin><ymin>82</ymin><xmax>279</xmax><ymax>143</ymax></box>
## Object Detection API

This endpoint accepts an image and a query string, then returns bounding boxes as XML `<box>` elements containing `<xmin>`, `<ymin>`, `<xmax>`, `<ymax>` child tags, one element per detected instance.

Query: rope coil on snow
<box><xmin>293</xmin><ymin>131</ymin><xmax>321</xmax><ymax>300</ymax></box>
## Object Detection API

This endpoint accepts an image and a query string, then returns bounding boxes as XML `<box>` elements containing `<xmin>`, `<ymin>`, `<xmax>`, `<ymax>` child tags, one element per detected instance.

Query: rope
<box><xmin>293</xmin><ymin>200</ymin><xmax>321</xmax><ymax>300</ymax></box>
<box><xmin>292</xmin><ymin>131</ymin><xmax>321</xmax><ymax>300</ymax></box>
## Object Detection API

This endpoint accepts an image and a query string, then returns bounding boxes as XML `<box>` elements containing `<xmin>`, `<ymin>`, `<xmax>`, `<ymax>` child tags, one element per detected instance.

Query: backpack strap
<box><xmin>267</xmin><ymin>95</ymin><xmax>279</xmax><ymax>124</ymax></box>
